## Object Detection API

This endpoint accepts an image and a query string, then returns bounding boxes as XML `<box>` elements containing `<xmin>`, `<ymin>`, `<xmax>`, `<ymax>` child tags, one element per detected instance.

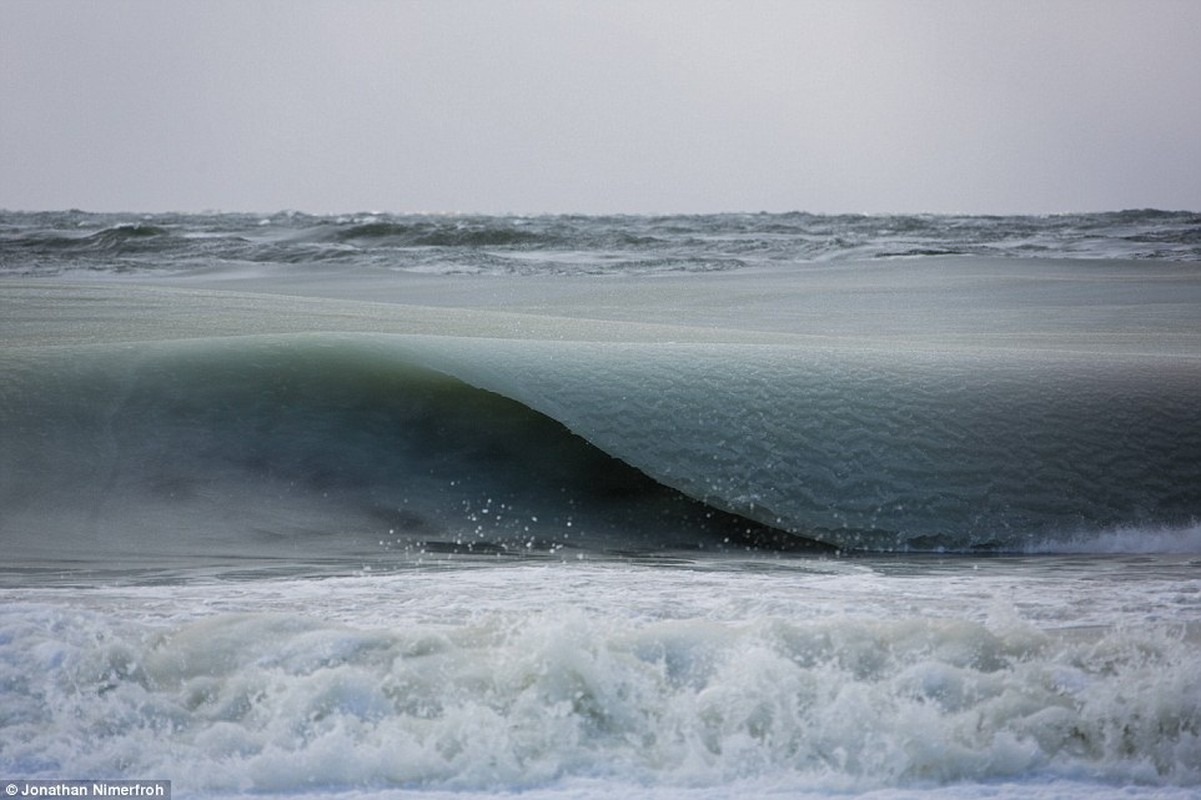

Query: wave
<box><xmin>404</xmin><ymin>338</ymin><xmax>1201</xmax><ymax>553</ymax></box>
<box><xmin>267</xmin><ymin>209</ymin><xmax>1201</xmax><ymax>265</ymax></box>
<box><xmin>0</xmin><ymin>337</ymin><xmax>816</xmax><ymax>571</ymax></box>
<box><xmin>328</xmin><ymin>220</ymin><xmax>550</xmax><ymax>248</ymax></box>
<box><xmin>4</xmin><ymin>222</ymin><xmax>173</xmax><ymax>255</ymax></box>
<box><xmin>3</xmin><ymin>327</ymin><xmax>1199</xmax><ymax>566</ymax></box>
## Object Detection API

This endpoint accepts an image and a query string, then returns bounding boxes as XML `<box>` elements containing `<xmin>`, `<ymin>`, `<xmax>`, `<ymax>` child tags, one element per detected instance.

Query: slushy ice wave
<box><xmin>4</xmin><ymin>566</ymin><xmax>1199</xmax><ymax>793</ymax></box>
<box><xmin>3</xmin><ymin>329</ymin><xmax>1199</xmax><ymax>557</ymax></box>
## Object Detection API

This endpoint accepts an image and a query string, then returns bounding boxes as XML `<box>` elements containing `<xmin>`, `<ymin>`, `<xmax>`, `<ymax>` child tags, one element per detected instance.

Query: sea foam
<box><xmin>3</xmin><ymin>561</ymin><xmax>1199</xmax><ymax>795</ymax></box>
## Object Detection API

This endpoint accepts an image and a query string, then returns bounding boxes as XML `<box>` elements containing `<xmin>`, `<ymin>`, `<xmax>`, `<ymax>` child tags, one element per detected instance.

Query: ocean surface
<box><xmin>2</xmin><ymin>209</ymin><xmax>1200</xmax><ymax>799</ymax></box>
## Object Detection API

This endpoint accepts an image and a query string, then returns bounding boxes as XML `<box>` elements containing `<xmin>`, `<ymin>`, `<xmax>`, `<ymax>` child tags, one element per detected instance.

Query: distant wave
<box><xmin>3</xmin><ymin>209</ymin><xmax>1199</xmax><ymax>276</ymax></box>
<box><xmin>5</xmin><ymin>222</ymin><xmax>173</xmax><ymax>254</ymax></box>
<box><xmin>328</xmin><ymin>220</ymin><xmax>551</xmax><ymax>248</ymax></box>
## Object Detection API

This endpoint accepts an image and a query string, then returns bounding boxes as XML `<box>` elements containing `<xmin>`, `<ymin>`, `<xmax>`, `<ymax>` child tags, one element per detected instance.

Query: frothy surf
<box><xmin>4</xmin><ymin>560</ymin><xmax>1200</xmax><ymax>795</ymax></box>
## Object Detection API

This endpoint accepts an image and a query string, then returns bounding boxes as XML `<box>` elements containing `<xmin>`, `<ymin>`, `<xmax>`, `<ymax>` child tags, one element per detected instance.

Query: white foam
<box><xmin>1029</xmin><ymin>521</ymin><xmax>1201</xmax><ymax>555</ymax></box>
<box><xmin>3</xmin><ymin>558</ymin><xmax>1199</xmax><ymax>796</ymax></box>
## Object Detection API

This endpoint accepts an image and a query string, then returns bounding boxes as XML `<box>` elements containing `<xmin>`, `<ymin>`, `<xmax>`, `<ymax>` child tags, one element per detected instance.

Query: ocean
<box><xmin>2</xmin><ymin>209</ymin><xmax>1200</xmax><ymax>798</ymax></box>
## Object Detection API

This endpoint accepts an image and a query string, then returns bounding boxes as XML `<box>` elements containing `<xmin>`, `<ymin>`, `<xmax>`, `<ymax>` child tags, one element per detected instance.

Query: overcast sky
<box><xmin>3</xmin><ymin>0</ymin><xmax>1199</xmax><ymax>215</ymax></box>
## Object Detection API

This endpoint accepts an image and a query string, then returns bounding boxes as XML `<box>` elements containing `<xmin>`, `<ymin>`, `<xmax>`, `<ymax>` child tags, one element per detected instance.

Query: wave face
<box><xmin>2</xmin><ymin>337</ymin><xmax>807</xmax><ymax>572</ymax></box>
<box><xmin>416</xmin><ymin>338</ymin><xmax>1201</xmax><ymax>552</ymax></box>
<box><xmin>3</xmin><ymin>326</ymin><xmax>1199</xmax><ymax>562</ymax></box>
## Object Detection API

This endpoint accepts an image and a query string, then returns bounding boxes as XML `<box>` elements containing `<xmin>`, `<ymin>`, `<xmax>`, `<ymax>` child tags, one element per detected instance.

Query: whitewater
<box><xmin>2</xmin><ymin>210</ymin><xmax>1200</xmax><ymax>799</ymax></box>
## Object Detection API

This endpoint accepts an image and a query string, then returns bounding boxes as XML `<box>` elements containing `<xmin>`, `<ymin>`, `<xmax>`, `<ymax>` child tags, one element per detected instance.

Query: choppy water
<box><xmin>3</xmin><ymin>208</ymin><xmax>1200</xmax><ymax>278</ymax></box>
<box><xmin>2</xmin><ymin>210</ymin><xmax>1200</xmax><ymax>798</ymax></box>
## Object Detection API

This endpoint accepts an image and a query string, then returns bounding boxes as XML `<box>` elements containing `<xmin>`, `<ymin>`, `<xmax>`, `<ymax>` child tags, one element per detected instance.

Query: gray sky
<box><xmin>3</xmin><ymin>0</ymin><xmax>1199</xmax><ymax>215</ymax></box>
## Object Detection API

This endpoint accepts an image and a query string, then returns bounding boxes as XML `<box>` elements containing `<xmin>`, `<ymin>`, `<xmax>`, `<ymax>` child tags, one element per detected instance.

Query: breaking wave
<box><xmin>3</xmin><ymin>332</ymin><xmax>1198</xmax><ymax>570</ymax></box>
